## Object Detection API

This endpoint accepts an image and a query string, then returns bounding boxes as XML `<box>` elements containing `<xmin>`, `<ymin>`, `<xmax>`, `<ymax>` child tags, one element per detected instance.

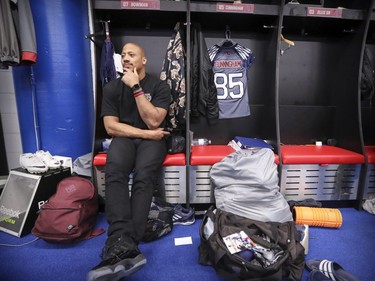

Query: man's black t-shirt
<box><xmin>101</xmin><ymin>73</ymin><xmax>171</xmax><ymax>129</ymax></box>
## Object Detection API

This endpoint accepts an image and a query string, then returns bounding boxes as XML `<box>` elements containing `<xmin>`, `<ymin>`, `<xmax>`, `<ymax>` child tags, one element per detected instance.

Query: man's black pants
<box><xmin>104</xmin><ymin>137</ymin><xmax>167</xmax><ymax>242</ymax></box>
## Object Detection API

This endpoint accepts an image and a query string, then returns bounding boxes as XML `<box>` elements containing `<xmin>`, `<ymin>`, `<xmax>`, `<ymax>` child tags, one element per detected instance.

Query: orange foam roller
<box><xmin>292</xmin><ymin>206</ymin><xmax>342</xmax><ymax>228</ymax></box>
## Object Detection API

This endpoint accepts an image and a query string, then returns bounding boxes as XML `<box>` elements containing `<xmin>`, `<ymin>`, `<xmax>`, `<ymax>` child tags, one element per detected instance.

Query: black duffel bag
<box><xmin>198</xmin><ymin>207</ymin><xmax>305</xmax><ymax>281</ymax></box>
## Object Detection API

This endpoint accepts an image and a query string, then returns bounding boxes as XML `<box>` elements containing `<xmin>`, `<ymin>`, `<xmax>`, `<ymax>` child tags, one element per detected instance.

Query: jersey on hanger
<box><xmin>208</xmin><ymin>43</ymin><xmax>255</xmax><ymax>119</ymax></box>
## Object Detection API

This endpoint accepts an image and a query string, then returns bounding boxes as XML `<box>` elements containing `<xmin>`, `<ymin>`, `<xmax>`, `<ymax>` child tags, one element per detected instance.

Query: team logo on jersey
<box><xmin>144</xmin><ymin>92</ymin><xmax>152</xmax><ymax>101</ymax></box>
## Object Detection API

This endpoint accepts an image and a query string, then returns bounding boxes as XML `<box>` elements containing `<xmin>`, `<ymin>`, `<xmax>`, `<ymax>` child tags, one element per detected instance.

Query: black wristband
<box><xmin>131</xmin><ymin>83</ymin><xmax>141</xmax><ymax>93</ymax></box>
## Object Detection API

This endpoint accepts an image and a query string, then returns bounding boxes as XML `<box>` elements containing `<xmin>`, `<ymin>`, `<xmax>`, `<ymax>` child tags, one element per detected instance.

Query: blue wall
<box><xmin>13</xmin><ymin>0</ymin><xmax>94</xmax><ymax>161</ymax></box>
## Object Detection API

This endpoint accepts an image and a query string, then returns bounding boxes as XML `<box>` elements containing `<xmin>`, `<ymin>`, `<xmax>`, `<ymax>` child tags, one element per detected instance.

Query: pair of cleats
<box><xmin>20</xmin><ymin>150</ymin><xmax>61</xmax><ymax>174</ymax></box>
<box><xmin>87</xmin><ymin>235</ymin><xmax>146</xmax><ymax>281</ymax></box>
<box><xmin>306</xmin><ymin>259</ymin><xmax>360</xmax><ymax>281</ymax></box>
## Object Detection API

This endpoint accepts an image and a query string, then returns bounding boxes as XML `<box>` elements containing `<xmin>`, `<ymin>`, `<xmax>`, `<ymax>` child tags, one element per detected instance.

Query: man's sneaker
<box><xmin>172</xmin><ymin>205</ymin><xmax>195</xmax><ymax>225</ymax></box>
<box><xmin>35</xmin><ymin>150</ymin><xmax>61</xmax><ymax>169</ymax></box>
<box><xmin>19</xmin><ymin>153</ymin><xmax>48</xmax><ymax>174</ymax></box>
<box><xmin>87</xmin><ymin>235</ymin><xmax>146</xmax><ymax>281</ymax></box>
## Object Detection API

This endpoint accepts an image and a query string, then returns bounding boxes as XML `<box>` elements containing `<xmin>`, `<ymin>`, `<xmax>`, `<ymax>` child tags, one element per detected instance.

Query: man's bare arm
<box><xmin>134</xmin><ymin>95</ymin><xmax>168</xmax><ymax>129</ymax></box>
<box><xmin>103</xmin><ymin>116</ymin><xmax>170</xmax><ymax>140</ymax></box>
<box><xmin>122</xmin><ymin>68</ymin><xmax>168</xmax><ymax>129</ymax></box>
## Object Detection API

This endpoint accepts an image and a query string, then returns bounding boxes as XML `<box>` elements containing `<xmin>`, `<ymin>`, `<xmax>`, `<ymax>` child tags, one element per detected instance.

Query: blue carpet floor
<box><xmin>0</xmin><ymin>208</ymin><xmax>374</xmax><ymax>281</ymax></box>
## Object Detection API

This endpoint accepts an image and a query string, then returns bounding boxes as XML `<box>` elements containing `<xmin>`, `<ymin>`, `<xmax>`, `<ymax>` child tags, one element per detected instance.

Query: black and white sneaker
<box><xmin>87</xmin><ymin>236</ymin><xmax>146</xmax><ymax>281</ymax></box>
<box><xmin>172</xmin><ymin>205</ymin><xmax>195</xmax><ymax>225</ymax></box>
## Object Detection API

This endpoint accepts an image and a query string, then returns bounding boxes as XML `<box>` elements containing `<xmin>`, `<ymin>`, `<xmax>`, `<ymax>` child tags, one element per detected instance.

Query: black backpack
<box><xmin>198</xmin><ymin>207</ymin><xmax>305</xmax><ymax>281</ymax></box>
<box><xmin>361</xmin><ymin>47</ymin><xmax>375</xmax><ymax>101</ymax></box>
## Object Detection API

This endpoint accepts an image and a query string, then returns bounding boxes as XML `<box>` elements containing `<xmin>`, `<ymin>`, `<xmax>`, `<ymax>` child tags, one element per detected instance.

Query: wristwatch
<box><xmin>131</xmin><ymin>83</ymin><xmax>141</xmax><ymax>92</ymax></box>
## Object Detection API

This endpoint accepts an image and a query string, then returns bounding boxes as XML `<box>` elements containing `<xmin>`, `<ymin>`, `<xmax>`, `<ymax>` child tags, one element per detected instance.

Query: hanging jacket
<box><xmin>0</xmin><ymin>0</ymin><xmax>37</xmax><ymax>67</ymax></box>
<box><xmin>160</xmin><ymin>22</ymin><xmax>187</xmax><ymax>132</ymax></box>
<box><xmin>0</xmin><ymin>0</ymin><xmax>20</xmax><ymax>66</ymax></box>
<box><xmin>13</xmin><ymin>0</ymin><xmax>37</xmax><ymax>64</ymax></box>
<box><xmin>191</xmin><ymin>23</ymin><xmax>219</xmax><ymax>125</ymax></box>
<box><xmin>161</xmin><ymin>22</ymin><xmax>219</xmax><ymax>131</ymax></box>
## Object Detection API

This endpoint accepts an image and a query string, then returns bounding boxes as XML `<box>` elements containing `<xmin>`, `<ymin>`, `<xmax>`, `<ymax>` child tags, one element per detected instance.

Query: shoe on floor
<box><xmin>306</xmin><ymin>259</ymin><xmax>361</xmax><ymax>281</ymax></box>
<box><xmin>87</xmin><ymin>235</ymin><xmax>146</xmax><ymax>281</ymax></box>
<box><xmin>172</xmin><ymin>205</ymin><xmax>195</xmax><ymax>225</ymax></box>
<box><xmin>35</xmin><ymin>150</ymin><xmax>61</xmax><ymax>169</ymax></box>
<box><xmin>288</xmin><ymin>198</ymin><xmax>322</xmax><ymax>209</ymax></box>
<box><xmin>308</xmin><ymin>270</ymin><xmax>332</xmax><ymax>281</ymax></box>
<box><xmin>20</xmin><ymin>153</ymin><xmax>48</xmax><ymax>174</ymax></box>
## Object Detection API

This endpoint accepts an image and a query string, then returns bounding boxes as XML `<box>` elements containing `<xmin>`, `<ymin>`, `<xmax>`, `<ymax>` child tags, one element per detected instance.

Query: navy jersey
<box><xmin>208</xmin><ymin>43</ymin><xmax>255</xmax><ymax>119</ymax></box>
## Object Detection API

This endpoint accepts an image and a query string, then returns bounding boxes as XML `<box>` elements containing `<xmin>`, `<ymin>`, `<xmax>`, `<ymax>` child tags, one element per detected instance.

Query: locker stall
<box><xmin>91</xmin><ymin>0</ymin><xmax>189</xmax><ymax>204</ymax></box>
<box><xmin>187</xmin><ymin>1</ymin><xmax>281</xmax><ymax>204</ymax></box>
<box><xmin>189</xmin><ymin>2</ymin><xmax>280</xmax><ymax>146</ymax></box>
<box><xmin>278</xmin><ymin>1</ymin><xmax>372</xmax><ymax>206</ymax></box>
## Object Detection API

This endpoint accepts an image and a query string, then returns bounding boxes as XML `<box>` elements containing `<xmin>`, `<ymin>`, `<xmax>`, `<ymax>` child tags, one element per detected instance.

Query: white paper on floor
<box><xmin>174</xmin><ymin>236</ymin><xmax>193</xmax><ymax>246</ymax></box>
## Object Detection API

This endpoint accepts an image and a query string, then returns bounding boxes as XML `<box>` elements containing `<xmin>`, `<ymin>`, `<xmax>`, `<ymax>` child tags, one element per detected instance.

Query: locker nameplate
<box><xmin>216</xmin><ymin>3</ymin><xmax>254</xmax><ymax>14</ymax></box>
<box><xmin>121</xmin><ymin>0</ymin><xmax>160</xmax><ymax>10</ymax></box>
<box><xmin>306</xmin><ymin>7</ymin><xmax>343</xmax><ymax>18</ymax></box>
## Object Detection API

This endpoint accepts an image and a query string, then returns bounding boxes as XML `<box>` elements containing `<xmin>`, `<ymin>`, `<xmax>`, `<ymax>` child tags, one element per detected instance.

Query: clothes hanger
<box><xmin>219</xmin><ymin>25</ymin><xmax>235</xmax><ymax>47</ymax></box>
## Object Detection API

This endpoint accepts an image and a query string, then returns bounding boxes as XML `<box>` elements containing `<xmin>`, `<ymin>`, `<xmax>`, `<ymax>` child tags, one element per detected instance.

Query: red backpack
<box><xmin>32</xmin><ymin>176</ymin><xmax>105</xmax><ymax>243</ymax></box>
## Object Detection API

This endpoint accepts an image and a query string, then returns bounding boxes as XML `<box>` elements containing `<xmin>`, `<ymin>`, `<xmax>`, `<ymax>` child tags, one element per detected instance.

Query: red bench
<box><xmin>281</xmin><ymin>145</ymin><xmax>364</xmax><ymax>165</ymax></box>
<box><xmin>365</xmin><ymin>146</ymin><xmax>375</xmax><ymax>164</ymax></box>
<box><xmin>93</xmin><ymin>152</ymin><xmax>186</xmax><ymax>167</ymax></box>
<box><xmin>93</xmin><ymin>152</ymin><xmax>186</xmax><ymax>204</ymax></box>
<box><xmin>280</xmin><ymin>145</ymin><xmax>364</xmax><ymax>201</ymax></box>
<box><xmin>190</xmin><ymin>145</ymin><xmax>235</xmax><ymax>165</ymax></box>
<box><xmin>190</xmin><ymin>145</ymin><xmax>280</xmax><ymax>165</ymax></box>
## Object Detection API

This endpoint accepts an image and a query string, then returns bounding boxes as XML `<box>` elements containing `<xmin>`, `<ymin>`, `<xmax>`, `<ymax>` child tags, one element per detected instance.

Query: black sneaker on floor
<box><xmin>87</xmin><ymin>236</ymin><xmax>147</xmax><ymax>281</ymax></box>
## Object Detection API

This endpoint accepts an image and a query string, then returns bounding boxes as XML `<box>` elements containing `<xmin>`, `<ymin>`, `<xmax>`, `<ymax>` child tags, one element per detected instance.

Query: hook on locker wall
<box><xmin>103</xmin><ymin>20</ymin><xmax>110</xmax><ymax>38</ymax></box>
<box><xmin>225</xmin><ymin>25</ymin><xmax>231</xmax><ymax>39</ymax></box>
<box><xmin>84</xmin><ymin>20</ymin><xmax>111</xmax><ymax>44</ymax></box>
<box><xmin>280</xmin><ymin>34</ymin><xmax>295</xmax><ymax>56</ymax></box>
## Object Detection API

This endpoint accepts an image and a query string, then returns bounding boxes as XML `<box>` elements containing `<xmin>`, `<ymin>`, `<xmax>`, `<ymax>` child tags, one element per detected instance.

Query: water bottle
<box><xmin>192</xmin><ymin>138</ymin><xmax>211</xmax><ymax>146</ymax></box>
